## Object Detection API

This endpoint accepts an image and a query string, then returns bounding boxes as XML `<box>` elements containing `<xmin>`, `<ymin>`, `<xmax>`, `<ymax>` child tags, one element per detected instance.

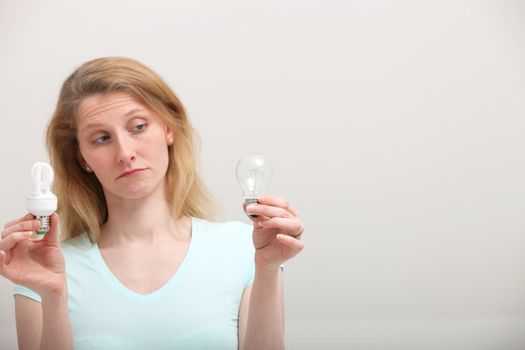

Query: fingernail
<box><xmin>246</xmin><ymin>204</ymin><xmax>256</xmax><ymax>213</ymax></box>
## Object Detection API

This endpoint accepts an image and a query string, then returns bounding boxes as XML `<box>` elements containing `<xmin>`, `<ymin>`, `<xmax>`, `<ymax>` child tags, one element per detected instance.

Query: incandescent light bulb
<box><xmin>236</xmin><ymin>154</ymin><xmax>273</xmax><ymax>218</ymax></box>
<box><xmin>26</xmin><ymin>162</ymin><xmax>57</xmax><ymax>240</ymax></box>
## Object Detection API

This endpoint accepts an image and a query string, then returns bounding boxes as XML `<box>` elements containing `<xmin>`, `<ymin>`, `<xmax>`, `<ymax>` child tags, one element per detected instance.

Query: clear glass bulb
<box><xmin>236</xmin><ymin>154</ymin><xmax>273</xmax><ymax>218</ymax></box>
<box><xmin>26</xmin><ymin>162</ymin><xmax>57</xmax><ymax>240</ymax></box>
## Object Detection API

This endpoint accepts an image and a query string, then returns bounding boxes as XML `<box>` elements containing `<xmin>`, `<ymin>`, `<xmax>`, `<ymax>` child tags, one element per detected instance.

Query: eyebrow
<box><xmin>81</xmin><ymin>108</ymin><xmax>147</xmax><ymax>132</ymax></box>
<box><xmin>123</xmin><ymin>108</ymin><xmax>146</xmax><ymax>117</ymax></box>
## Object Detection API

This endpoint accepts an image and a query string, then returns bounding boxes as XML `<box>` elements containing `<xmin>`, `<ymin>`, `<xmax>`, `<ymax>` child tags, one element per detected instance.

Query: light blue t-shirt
<box><xmin>14</xmin><ymin>217</ymin><xmax>256</xmax><ymax>350</ymax></box>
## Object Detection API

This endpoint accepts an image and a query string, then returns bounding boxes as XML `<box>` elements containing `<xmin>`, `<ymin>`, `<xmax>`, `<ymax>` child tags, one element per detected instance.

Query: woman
<box><xmin>0</xmin><ymin>57</ymin><xmax>304</xmax><ymax>350</ymax></box>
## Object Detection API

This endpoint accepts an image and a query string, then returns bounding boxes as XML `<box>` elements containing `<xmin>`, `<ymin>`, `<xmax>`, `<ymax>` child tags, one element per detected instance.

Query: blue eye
<box><xmin>132</xmin><ymin>123</ymin><xmax>146</xmax><ymax>133</ymax></box>
<box><xmin>94</xmin><ymin>135</ymin><xmax>110</xmax><ymax>144</ymax></box>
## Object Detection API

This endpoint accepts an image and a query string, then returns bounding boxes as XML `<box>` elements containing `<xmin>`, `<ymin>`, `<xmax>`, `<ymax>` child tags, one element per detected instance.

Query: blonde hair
<box><xmin>46</xmin><ymin>57</ymin><xmax>220</xmax><ymax>243</ymax></box>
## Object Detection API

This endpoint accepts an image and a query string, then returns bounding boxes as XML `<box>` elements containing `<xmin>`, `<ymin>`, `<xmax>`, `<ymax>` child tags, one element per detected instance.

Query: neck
<box><xmin>98</xmin><ymin>185</ymin><xmax>190</xmax><ymax>248</ymax></box>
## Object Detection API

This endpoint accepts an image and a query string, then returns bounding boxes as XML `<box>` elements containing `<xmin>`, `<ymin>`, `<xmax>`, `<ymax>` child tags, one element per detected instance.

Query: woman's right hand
<box><xmin>0</xmin><ymin>213</ymin><xmax>66</xmax><ymax>299</ymax></box>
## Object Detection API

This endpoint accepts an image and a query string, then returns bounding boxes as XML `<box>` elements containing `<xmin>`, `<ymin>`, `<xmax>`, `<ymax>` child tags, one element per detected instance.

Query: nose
<box><xmin>114</xmin><ymin>134</ymin><xmax>136</xmax><ymax>164</ymax></box>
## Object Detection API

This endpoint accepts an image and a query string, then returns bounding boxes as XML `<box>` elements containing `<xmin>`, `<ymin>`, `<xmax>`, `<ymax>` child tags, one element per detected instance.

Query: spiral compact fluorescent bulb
<box><xmin>236</xmin><ymin>154</ymin><xmax>273</xmax><ymax>218</ymax></box>
<box><xmin>26</xmin><ymin>162</ymin><xmax>57</xmax><ymax>240</ymax></box>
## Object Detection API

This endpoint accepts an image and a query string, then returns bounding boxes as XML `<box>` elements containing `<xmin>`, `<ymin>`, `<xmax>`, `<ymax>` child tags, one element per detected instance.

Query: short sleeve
<box><xmin>244</xmin><ymin>259</ymin><xmax>255</xmax><ymax>288</ymax></box>
<box><xmin>13</xmin><ymin>284</ymin><xmax>42</xmax><ymax>303</ymax></box>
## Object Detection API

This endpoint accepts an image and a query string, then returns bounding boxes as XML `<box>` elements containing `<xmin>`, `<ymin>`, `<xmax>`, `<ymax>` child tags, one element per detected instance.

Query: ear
<box><xmin>75</xmin><ymin>147</ymin><xmax>92</xmax><ymax>172</ymax></box>
<box><xmin>165</xmin><ymin>125</ymin><xmax>174</xmax><ymax>145</ymax></box>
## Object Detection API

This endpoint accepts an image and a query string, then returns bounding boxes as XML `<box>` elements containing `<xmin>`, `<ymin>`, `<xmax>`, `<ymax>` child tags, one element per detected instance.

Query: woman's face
<box><xmin>76</xmin><ymin>92</ymin><xmax>173</xmax><ymax>202</ymax></box>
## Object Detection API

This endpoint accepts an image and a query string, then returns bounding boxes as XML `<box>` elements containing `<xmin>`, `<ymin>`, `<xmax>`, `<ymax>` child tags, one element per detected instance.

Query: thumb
<box><xmin>43</xmin><ymin>213</ymin><xmax>60</xmax><ymax>246</ymax></box>
<box><xmin>276</xmin><ymin>234</ymin><xmax>305</xmax><ymax>257</ymax></box>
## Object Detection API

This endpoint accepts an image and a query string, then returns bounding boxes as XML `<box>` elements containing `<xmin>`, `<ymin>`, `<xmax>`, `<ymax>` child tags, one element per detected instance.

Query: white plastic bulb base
<box><xmin>26</xmin><ymin>196</ymin><xmax>57</xmax><ymax>240</ymax></box>
<box><xmin>26</xmin><ymin>162</ymin><xmax>57</xmax><ymax>240</ymax></box>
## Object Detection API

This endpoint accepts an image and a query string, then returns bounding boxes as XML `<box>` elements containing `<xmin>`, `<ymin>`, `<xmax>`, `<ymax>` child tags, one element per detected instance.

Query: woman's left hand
<box><xmin>244</xmin><ymin>195</ymin><xmax>304</xmax><ymax>272</ymax></box>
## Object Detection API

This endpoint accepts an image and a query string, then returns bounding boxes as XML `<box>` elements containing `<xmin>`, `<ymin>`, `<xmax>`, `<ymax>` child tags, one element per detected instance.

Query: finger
<box><xmin>276</xmin><ymin>233</ymin><xmax>305</xmax><ymax>254</ymax></box>
<box><xmin>1</xmin><ymin>219</ymin><xmax>40</xmax><ymax>239</ymax></box>
<box><xmin>0</xmin><ymin>232</ymin><xmax>31</xmax><ymax>252</ymax></box>
<box><xmin>258</xmin><ymin>195</ymin><xmax>300</xmax><ymax>217</ymax></box>
<box><xmin>252</xmin><ymin>216</ymin><xmax>271</xmax><ymax>227</ymax></box>
<box><xmin>259</xmin><ymin>217</ymin><xmax>304</xmax><ymax>237</ymax></box>
<box><xmin>241</xmin><ymin>201</ymin><xmax>271</xmax><ymax>221</ymax></box>
<box><xmin>0</xmin><ymin>250</ymin><xmax>8</xmax><ymax>277</ymax></box>
<box><xmin>43</xmin><ymin>213</ymin><xmax>60</xmax><ymax>246</ymax></box>
<box><xmin>242</xmin><ymin>200</ymin><xmax>263</xmax><ymax>220</ymax></box>
<box><xmin>0</xmin><ymin>250</ymin><xmax>17</xmax><ymax>281</ymax></box>
<box><xmin>3</xmin><ymin>213</ymin><xmax>35</xmax><ymax>230</ymax></box>
<box><xmin>246</xmin><ymin>203</ymin><xmax>294</xmax><ymax>219</ymax></box>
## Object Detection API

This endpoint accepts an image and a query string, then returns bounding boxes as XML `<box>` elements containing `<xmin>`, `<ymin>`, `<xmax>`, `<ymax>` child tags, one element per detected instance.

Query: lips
<box><xmin>117</xmin><ymin>168</ymin><xmax>148</xmax><ymax>179</ymax></box>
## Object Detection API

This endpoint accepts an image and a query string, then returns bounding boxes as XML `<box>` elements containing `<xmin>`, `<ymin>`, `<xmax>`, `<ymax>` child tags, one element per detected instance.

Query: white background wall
<box><xmin>1</xmin><ymin>1</ymin><xmax>524</xmax><ymax>349</ymax></box>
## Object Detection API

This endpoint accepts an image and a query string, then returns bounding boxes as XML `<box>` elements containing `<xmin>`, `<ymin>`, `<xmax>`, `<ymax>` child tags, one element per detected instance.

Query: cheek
<box><xmin>150</xmin><ymin>140</ymin><xmax>171</xmax><ymax>170</ymax></box>
<box><xmin>82</xmin><ymin>148</ymin><xmax>112</xmax><ymax>170</ymax></box>
<box><xmin>152</xmin><ymin>143</ymin><xmax>171</xmax><ymax>167</ymax></box>
<box><xmin>144</xmin><ymin>133</ymin><xmax>169</xmax><ymax>155</ymax></box>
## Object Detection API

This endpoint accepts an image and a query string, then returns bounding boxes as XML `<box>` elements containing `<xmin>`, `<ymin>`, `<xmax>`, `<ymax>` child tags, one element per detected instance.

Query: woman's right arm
<box><xmin>15</xmin><ymin>296</ymin><xmax>42</xmax><ymax>349</ymax></box>
<box><xmin>1</xmin><ymin>213</ymin><xmax>73</xmax><ymax>350</ymax></box>
<box><xmin>15</xmin><ymin>287</ymin><xmax>73</xmax><ymax>350</ymax></box>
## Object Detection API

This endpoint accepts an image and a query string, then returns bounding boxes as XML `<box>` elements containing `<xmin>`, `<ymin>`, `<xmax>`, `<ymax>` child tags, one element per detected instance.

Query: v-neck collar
<box><xmin>91</xmin><ymin>217</ymin><xmax>197</xmax><ymax>302</ymax></box>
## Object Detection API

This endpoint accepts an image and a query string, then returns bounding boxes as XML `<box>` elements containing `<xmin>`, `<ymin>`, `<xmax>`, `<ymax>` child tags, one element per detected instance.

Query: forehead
<box><xmin>77</xmin><ymin>92</ymin><xmax>149</xmax><ymax>128</ymax></box>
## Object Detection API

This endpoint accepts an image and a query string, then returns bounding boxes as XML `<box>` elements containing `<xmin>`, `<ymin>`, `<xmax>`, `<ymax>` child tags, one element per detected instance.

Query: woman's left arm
<box><xmin>239</xmin><ymin>195</ymin><xmax>304</xmax><ymax>350</ymax></box>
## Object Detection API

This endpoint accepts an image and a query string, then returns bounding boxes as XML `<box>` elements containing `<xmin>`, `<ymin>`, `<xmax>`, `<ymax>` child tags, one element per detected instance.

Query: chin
<box><xmin>107</xmin><ymin>182</ymin><xmax>163</xmax><ymax>202</ymax></box>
